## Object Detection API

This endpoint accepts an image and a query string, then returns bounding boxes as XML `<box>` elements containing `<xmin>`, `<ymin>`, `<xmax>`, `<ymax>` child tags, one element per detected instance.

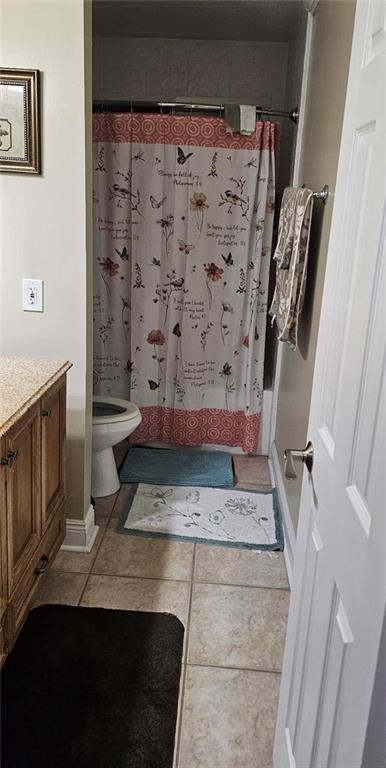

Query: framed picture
<box><xmin>0</xmin><ymin>68</ymin><xmax>40</xmax><ymax>174</ymax></box>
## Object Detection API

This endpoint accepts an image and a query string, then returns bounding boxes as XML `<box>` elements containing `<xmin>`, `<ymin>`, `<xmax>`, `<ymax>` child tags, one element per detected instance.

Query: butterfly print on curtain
<box><xmin>93</xmin><ymin>114</ymin><xmax>276</xmax><ymax>452</ymax></box>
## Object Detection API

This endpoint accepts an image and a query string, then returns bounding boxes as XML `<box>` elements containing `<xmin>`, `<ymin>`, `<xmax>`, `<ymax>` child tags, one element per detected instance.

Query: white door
<box><xmin>274</xmin><ymin>1</ymin><xmax>386</xmax><ymax>766</ymax></box>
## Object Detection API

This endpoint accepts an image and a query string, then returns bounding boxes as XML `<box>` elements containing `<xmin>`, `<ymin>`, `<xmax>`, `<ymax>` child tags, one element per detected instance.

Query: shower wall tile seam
<box><xmin>93</xmin><ymin>37</ymin><xmax>289</xmax><ymax>108</ymax></box>
<box><xmin>88</xmin><ymin>571</ymin><xmax>192</xmax><ymax>583</ymax></box>
<box><xmin>173</xmin><ymin>661</ymin><xmax>188</xmax><ymax>768</ymax></box>
<box><xmin>192</xmin><ymin>578</ymin><xmax>290</xmax><ymax>591</ymax></box>
<box><xmin>185</xmin><ymin>661</ymin><xmax>283</xmax><ymax>675</ymax></box>
<box><xmin>75</xmin><ymin>519</ymin><xmax>110</xmax><ymax>606</ymax></box>
<box><xmin>52</xmin><ymin>568</ymin><xmax>290</xmax><ymax>591</ymax></box>
<box><xmin>185</xmin><ymin>661</ymin><xmax>282</xmax><ymax>676</ymax></box>
<box><xmin>174</xmin><ymin>543</ymin><xmax>197</xmax><ymax>767</ymax></box>
<box><xmin>184</xmin><ymin>543</ymin><xmax>196</xmax><ymax>658</ymax></box>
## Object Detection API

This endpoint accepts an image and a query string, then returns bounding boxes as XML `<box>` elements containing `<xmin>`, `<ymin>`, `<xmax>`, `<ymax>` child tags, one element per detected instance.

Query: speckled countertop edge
<box><xmin>0</xmin><ymin>357</ymin><xmax>72</xmax><ymax>438</ymax></box>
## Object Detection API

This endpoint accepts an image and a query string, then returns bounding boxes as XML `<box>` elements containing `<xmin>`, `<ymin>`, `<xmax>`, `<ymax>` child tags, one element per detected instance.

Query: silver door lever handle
<box><xmin>283</xmin><ymin>441</ymin><xmax>314</xmax><ymax>479</ymax></box>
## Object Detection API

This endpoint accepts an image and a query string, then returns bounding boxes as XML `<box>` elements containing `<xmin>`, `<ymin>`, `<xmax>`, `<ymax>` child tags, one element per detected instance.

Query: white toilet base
<box><xmin>92</xmin><ymin>447</ymin><xmax>121</xmax><ymax>498</ymax></box>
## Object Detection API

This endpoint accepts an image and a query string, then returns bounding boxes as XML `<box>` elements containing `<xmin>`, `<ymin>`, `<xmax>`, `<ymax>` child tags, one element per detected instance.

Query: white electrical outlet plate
<box><xmin>22</xmin><ymin>279</ymin><xmax>44</xmax><ymax>312</ymax></box>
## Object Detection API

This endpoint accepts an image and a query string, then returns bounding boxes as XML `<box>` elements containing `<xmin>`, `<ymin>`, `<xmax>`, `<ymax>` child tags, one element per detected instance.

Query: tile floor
<box><xmin>34</xmin><ymin>454</ymin><xmax>289</xmax><ymax>768</ymax></box>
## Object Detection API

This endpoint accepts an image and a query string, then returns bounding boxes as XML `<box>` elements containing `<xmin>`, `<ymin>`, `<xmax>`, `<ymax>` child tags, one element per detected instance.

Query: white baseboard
<box><xmin>61</xmin><ymin>504</ymin><xmax>99</xmax><ymax>553</ymax></box>
<box><xmin>270</xmin><ymin>441</ymin><xmax>296</xmax><ymax>588</ymax></box>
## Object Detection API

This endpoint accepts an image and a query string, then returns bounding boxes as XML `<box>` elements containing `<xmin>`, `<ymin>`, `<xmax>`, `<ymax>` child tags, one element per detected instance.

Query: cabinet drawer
<box><xmin>7</xmin><ymin>505</ymin><xmax>65</xmax><ymax>648</ymax></box>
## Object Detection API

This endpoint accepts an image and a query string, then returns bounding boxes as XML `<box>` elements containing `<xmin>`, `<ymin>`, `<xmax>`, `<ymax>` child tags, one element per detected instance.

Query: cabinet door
<box><xmin>41</xmin><ymin>376</ymin><xmax>66</xmax><ymax>532</ymax></box>
<box><xmin>0</xmin><ymin>437</ymin><xmax>8</xmax><ymax>654</ymax></box>
<box><xmin>5</xmin><ymin>404</ymin><xmax>41</xmax><ymax>597</ymax></box>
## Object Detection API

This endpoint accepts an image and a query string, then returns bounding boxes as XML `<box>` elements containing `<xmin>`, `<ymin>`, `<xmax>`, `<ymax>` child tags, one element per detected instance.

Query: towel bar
<box><xmin>312</xmin><ymin>185</ymin><xmax>329</xmax><ymax>204</ymax></box>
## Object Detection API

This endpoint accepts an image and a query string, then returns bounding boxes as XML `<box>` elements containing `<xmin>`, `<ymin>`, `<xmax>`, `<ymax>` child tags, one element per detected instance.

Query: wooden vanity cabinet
<box><xmin>0</xmin><ymin>375</ymin><xmax>67</xmax><ymax>658</ymax></box>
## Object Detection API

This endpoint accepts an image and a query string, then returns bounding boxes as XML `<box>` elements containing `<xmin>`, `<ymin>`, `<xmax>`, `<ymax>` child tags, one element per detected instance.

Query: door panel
<box><xmin>312</xmin><ymin>596</ymin><xmax>354</xmax><ymax>768</ymax></box>
<box><xmin>274</xmin><ymin>1</ymin><xmax>386</xmax><ymax>765</ymax></box>
<box><xmin>7</xmin><ymin>503</ymin><xmax>65</xmax><ymax>646</ymax></box>
<box><xmin>5</xmin><ymin>404</ymin><xmax>41</xmax><ymax>596</ymax></box>
<box><xmin>322</xmin><ymin>122</ymin><xmax>376</xmax><ymax>446</ymax></box>
<box><xmin>0</xmin><ymin>437</ymin><xmax>7</xmax><ymax>653</ymax></box>
<box><xmin>41</xmin><ymin>376</ymin><xmax>66</xmax><ymax>532</ymax></box>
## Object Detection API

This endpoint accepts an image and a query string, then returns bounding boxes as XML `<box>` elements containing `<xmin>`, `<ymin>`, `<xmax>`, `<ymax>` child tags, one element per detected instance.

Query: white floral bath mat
<box><xmin>117</xmin><ymin>483</ymin><xmax>283</xmax><ymax>551</ymax></box>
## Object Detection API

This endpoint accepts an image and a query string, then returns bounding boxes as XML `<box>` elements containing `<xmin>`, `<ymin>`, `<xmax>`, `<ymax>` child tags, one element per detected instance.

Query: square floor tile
<box><xmin>80</xmin><ymin>574</ymin><xmax>191</xmax><ymax>628</ymax></box>
<box><xmin>33</xmin><ymin>571</ymin><xmax>88</xmax><ymax>608</ymax></box>
<box><xmin>51</xmin><ymin>518</ymin><xmax>108</xmax><ymax>574</ymax></box>
<box><xmin>92</xmin><ymin>521</ymin><xmax>194</xmax><ymax>580</ymax></box>
<box><xmin>188</xmin><ymin>583</ymin><xmax>289</xmax><ymax>671</ymax></box>
<box><xmin>178</xmin><ymin>665</ymin><xmax>280</xmax><ymax>768</ymax></box>
<box><xmin>233</xmin><ymin>455</ymin><xmax>271</xmax><ymax>490</ymax></box>
<box><xmin>194</xmin><ymin>545</ymin><xmax>288</xmax><ymax>589</ymax></box>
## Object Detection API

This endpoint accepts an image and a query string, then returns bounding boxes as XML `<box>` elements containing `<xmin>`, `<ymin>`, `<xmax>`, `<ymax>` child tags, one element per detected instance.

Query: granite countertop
<box><xmin>0</xmin><ymin>356</ymin><xmax>72</xmax><ymax>437</ymax></box>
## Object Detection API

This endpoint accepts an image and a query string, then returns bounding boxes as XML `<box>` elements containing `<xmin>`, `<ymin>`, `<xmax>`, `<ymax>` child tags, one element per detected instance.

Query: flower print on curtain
<box><xmin>93</xmin><ymin>113</ymin><xmax>276</xmax><ymax>453</ymax></box>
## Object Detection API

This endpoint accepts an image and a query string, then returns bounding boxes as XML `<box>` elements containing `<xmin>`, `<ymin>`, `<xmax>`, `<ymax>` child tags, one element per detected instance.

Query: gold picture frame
<box><xmin>0</xmin><ymin>68</ymin><xmax>40</xmax><ymax>174</ymax></box>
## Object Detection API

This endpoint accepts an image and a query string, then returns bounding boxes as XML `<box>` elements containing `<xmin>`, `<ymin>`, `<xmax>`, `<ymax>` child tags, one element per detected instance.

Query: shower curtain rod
<box><xmin>93</xmin><ymin>100</ymin><xmax>299</xmax><ymax>123</ymax></box>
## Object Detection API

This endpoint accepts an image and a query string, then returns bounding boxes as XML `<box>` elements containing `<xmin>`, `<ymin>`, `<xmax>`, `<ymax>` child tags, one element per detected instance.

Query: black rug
<box><xmin>1</xmin><ymin>604</ymin><xmax>184</xmax><ymax>768</ymax></box>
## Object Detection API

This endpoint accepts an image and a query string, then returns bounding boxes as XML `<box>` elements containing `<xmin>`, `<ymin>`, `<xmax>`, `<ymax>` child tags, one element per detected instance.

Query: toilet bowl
<box><xmin>92</xmin><ymin>396</ymin><xmax>142</xmax><ymax>497</ymax></box>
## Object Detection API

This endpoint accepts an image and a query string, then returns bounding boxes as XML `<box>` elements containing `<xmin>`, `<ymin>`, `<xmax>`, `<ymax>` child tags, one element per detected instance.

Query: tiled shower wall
<box><xmin>92</xmin><ymin>36</ymin><xmax>300</xmax><ymax>196</ymax></box>
<box><xmin>93</xmin><ymin>38</ymin><xmax>289</xmax><ymax>107</ymax></box>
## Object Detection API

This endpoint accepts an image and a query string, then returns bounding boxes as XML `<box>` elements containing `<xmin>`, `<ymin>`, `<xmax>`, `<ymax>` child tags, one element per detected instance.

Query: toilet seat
<box><xmin>92</xmin><ymin>396</ymin><xmax>140</xmax><ymax>425</ymax></box>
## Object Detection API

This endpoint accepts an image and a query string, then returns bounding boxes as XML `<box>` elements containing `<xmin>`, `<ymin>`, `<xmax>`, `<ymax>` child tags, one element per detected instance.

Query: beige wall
<box><xmin>0</xmin><ymin>0</ymin><xmax>93</xmax><ymax>521</ymax></box>
<box><xmin>274</xmin><ymin>0</ymin><xmax>356</xmax><ymax>532</ymax></box>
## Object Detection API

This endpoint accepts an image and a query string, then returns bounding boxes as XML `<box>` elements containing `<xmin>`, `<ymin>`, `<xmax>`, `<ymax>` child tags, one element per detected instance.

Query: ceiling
<box><xmin>92</xmin><ymin>0</ymin><xmax>305</xmax><ymax>42</ymax></box>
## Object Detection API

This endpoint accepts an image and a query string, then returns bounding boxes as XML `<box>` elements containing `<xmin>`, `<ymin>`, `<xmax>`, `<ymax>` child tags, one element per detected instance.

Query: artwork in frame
<box><xmin>0</xmin><ymin>68</ymin><xmax>40</xmax><ymax>174</ymax></box>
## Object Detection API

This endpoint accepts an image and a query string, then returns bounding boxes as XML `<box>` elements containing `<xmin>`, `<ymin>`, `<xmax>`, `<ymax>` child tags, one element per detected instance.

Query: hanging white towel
<box><xmin>239</xmin><ymin>105</ymin><xmax>256</xmax><ymax>135</ymax></box>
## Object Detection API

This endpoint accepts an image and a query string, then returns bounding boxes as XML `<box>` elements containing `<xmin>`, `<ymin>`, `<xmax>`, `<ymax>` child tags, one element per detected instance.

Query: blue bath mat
<box><xmin>119</xmin><ymin>447</ymin><xmax>234</xmax><ymax>488</ymax></box>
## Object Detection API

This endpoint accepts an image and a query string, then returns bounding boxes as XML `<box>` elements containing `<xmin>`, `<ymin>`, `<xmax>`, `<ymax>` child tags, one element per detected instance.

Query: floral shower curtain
<box><xmin>93</xmin><ymin>113</ymin><xmax>276</xmax><ymax>453</ymax></box>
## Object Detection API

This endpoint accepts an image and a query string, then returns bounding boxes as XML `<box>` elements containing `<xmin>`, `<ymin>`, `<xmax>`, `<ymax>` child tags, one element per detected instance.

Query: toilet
<box><xmin>92</xmin><ymin>396</ymin><xmax>142</xmax><ymax>497</ymax></box>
